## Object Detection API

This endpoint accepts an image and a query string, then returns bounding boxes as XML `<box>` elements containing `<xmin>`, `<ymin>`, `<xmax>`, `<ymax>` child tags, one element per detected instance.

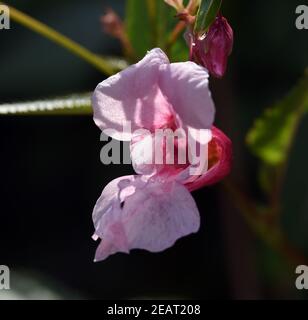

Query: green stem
<box><xmin>2</xmin><ymin>2</ymin><xmax>114</xmax><ymax>75</ymax></box>
<box><xmin>0</xmin><ymin>93</ymin><xmax>92</xmax><ymax>115</ymax></box>
<box><xmin>146</xmin><ymin>0</ymin><xmax>158</xmax><ymax>49</ymax></box>
<box><xmin>269</xmin><ymin>98</ymin><xmax>307</xmax><ymax>222</ymax></box>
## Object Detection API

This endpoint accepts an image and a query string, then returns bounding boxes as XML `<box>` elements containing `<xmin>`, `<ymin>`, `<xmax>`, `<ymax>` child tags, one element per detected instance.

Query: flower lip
<box><xmin>92</xmin><ymin>175</ymin><xmax>201</xmax><ymax>262</ymax></box>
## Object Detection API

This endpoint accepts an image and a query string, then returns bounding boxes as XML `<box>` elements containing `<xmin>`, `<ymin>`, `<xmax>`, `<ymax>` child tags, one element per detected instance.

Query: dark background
<box><xmin>0</xmin><ymin>0</ymin><xmax>308</xmax><ymax>299</ymax></box>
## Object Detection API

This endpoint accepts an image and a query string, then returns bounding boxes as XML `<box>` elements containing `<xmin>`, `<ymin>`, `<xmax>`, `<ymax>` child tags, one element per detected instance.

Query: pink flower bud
<box><xmin>191</xmin><ymin>15</ymin><xmax>233</xmax><ymax>78</ymax></box>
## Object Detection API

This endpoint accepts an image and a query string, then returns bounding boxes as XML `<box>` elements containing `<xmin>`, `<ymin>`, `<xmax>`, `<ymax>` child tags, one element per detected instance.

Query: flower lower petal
<box><xmin>92</xmin><ymin>176</ymin><xmax>200</xmax><ymax>261</ymax></box>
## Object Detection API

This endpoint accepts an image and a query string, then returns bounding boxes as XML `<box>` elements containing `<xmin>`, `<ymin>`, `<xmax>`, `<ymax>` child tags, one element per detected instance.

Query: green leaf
<box><xmin>0</xmin><ymin>93</ymin><xmax>92</xmax><ymax>115</ymax></box>
<box><xmin>125</xmin><ymin>0</ymin><xmax>153</xmax><ymax>59</ymax></box>
<box><xmin>126</xmin><ymin>0</ymin><xmax>178</xmax><ymax>60</ymax></box>
<box><xmin>170</xmin><ymin>37</ymin><xmax>189</xmax><ymax>62</ymax></box>
<box><xmin>155</xmin><ymin>0</ymin><xmax>171</xmax><ymax>50</ymax></box>
<box><xmin>258</xmin><ymin>163</ymin><xmax>280</xmax><ymax>195</ymax></box>
<box><xmin>247</xmin><ymin>71</ymin><xmax>308</xmax><ymax>166</ymax></box>
<box><xmin>194</xmin><ymin>0</ymin><xmax>222</xmax><ymax>34</ymax></box>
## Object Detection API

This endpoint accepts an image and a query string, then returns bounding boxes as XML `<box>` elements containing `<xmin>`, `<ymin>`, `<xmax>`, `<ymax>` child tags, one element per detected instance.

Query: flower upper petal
<box><xmin>92</xmin><ymin>48</ymin><xmax>172</xmax><ymax>141</ymax></box>
<box><xmin>159</xmin><ymin>61</ymin><xmax>215</xmax><ymax>131</ymax></box>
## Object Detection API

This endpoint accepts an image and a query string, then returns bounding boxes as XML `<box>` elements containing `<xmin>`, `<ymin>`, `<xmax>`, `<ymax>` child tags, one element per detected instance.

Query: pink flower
<box><xmin>91</xmin><ymin>48</ymin><xmax>232</xmax><ymax>261</ymax></box>
<box><xmin>190</xmin><ymin>15</ymin><xmax>234</xmax><ymax>78</ymax></box>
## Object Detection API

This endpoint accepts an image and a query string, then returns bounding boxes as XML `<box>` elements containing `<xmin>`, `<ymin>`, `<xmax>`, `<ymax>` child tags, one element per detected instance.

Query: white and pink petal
<box><xmin>159</xmin><ymin>61</ymin><xmax>215</xmax><ymax>131</ymax></box>
<box><xmin>92</xmin><ymin>48</ymin><xmax>173</xmax><ymax>141</ymax></box>
<box><xmin>92</xmin><ymin>176</ymin><xmax>200</xmax><ymax>262</ymax></box>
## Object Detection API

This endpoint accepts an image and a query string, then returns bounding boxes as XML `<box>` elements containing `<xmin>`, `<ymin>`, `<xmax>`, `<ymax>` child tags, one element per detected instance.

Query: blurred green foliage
<box><xmin>247</xmin><ymin>70</ymin><xmax>308</xmax><ymax>166</ymax></box>
<box><xmin>194</xmin><ymin>0</ymin><xmax>222</xmax><ymax>34</ymax></box>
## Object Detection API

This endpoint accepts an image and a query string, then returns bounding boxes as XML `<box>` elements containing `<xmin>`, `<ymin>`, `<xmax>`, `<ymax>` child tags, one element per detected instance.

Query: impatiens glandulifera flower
<box><xmin>190</xmin><ymin>15</ymin><xmax>234</xmax><ymax>78</ymax></box>
<box><xmin>91</xmin><ymin>48</ymin><xmax>232</xmax><ymax>262</ymax></box>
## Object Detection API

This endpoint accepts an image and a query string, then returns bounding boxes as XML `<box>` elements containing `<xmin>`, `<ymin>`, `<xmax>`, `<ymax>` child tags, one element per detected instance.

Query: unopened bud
<box><xmin>191</xmin><ymin>15</ymin><xmax>233</xmax><ymax>78</ymax></box>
